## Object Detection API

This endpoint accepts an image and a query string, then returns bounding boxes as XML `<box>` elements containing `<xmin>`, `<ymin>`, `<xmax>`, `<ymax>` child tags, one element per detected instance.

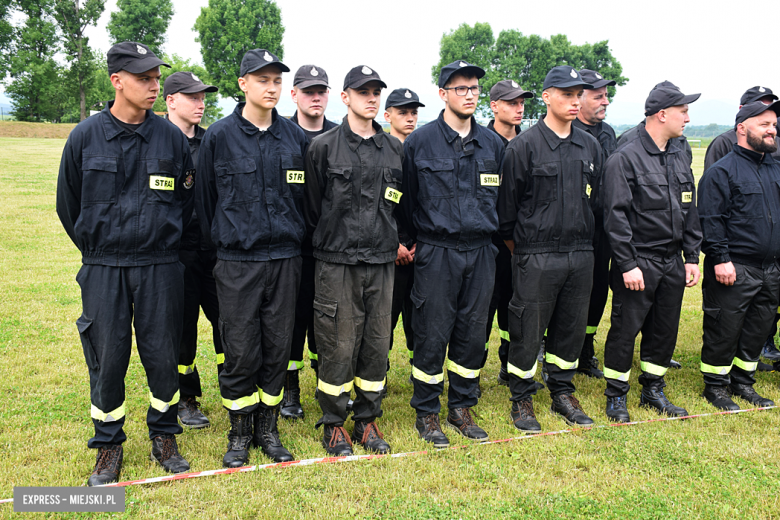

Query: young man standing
<box><xmin>57</xmin><ymin>42</ymin><xmax>192</xmax><ymax>485</ymax></box>
<box><xmin>163</xmin><ymin>71</ymin><xmax>221</xmax><ymax>429</ymax></box>
<box><xmin>304</xmin><ymin>65</ymin><xmax>403</xmax><ymax>456</ymax></box>
<box><xmin>283</xmin><ymin>64</ymin><xmax>339</xmax><ymax>420</ymax></box>
<box><xmin>197</xmin><ymin>49</ymin><xmax>308</xmax><ymax>467</ymax></box>
<box><xmin>498</xmin><ymin>66</ymin><xmax>602</xmax><ymax>432</ymax></box>
<box><xmin>400</xmin><ymin>61</ymin><xmax>505</xmax><ymax>447</ymax></box>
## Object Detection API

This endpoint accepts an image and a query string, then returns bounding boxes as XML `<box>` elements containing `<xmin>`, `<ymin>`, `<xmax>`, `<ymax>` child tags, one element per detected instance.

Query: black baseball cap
<box><xmin>385</xmin><ymin>88</ymin><xmax>425</xmax><ymax>110</ymax></box>
<box><xmin>543</xmin><ymin>66</ymin><xmax>592</xmax><ymax>90</ymax></box>
<box><xmin>578</xmin><ymin>69</ymin><xmax>616</xmax><ymax>90</ymax></box>
<box><xmin>644</xmin><ymin>81</ymin><xmax>700</xmax><ymax>116</ymax></box>
<box><xmin>438</xmin><ymin>60</ymin><xmax>485</xmax><ymax>88</ymax></box>
<box><xmin>239</xmin><ymin>49</ymin><xmax>289</xmax><ymax>77</ymax></box>
<box><xmin>489</xmin><ymin>80</ymin><xmax>534</xmax><ymax>102</ymax></box>
<box><xmin>163</xmin><ymin>71</ymin><xmax>218</xmax><ymax>99</ymax></box>
<box><xmin>294</xmin><ymin>65</ymin><xmax>329</xmax><ymax>89</ymax></box>
<box><xmin>740</xmin><ymin>86</ymin><xmax>777</xmax><ymax>106</ymax></box>
<box><xmin>735</xmin><ymin>100</ymin><xmax>780</xmax><ymax>126</ymax></box>
<box><xmin>343</xmin><ymin>65</ymin><xmax>387</xmax><ymax>90</ymax></box>
<box><xmin>107</xmin><ymin>42</ymin><xmax>170</xmax><ymax>75</ymax></box>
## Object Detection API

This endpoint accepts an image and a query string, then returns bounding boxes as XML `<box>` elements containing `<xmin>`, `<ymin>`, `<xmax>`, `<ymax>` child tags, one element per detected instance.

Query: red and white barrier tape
<box><xmin>0</xmin><ymin>404</ymin><xmax>774</xmax><ymax>504</ymax></box>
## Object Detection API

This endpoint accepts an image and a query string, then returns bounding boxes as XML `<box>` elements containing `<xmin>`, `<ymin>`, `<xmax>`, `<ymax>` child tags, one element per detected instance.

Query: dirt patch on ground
<box><xmin>0</xmin><ymin>121</ymin><xmax>77</xmax><ymax>139</ymax></box>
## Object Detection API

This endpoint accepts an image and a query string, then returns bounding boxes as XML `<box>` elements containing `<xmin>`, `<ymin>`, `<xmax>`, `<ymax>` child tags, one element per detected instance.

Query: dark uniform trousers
<box><xmin>507</xmin><ymin>251</ymin><xmax>593</xmax><ymax>400</ymax></box>
<box><xmin>215</xmin><ymin>257</ymin><xmax>301</xmax><ymax>413</ymax></box>
<box><xmin>76</xmin><ymin>263</ymin><xmax>184</xmax><ymax>448</ymax></box>
<box><xmin>390</xmin><ymin>262</ymin><xmax>414</xmax><ymax>359</ymax></box>
<box><xmin>485</xmin><ymin>240</ymin><xmax>512</xmax><ymax>368</ymax></box>
<box><xmin>603</xmin><ymin>256</ymin><xmax>685</xmax><ymax>397</ymax></box>
<box><xmin>178</xmin><ymin>249</ymin><xmax>223</xmax><ymax>397</ymax></box>
<box><xmin>313</xmin><ymin>261</ymin><xmax>394</xmax><ymax>426</ymax></box>
<box><xmin>583</xmin><ymin>225</ymin><xmax>612</xmax><ymax>357</ymax></box>
<box><xmin>701</xmin><ymin>259</ymin><xmax>780</xmax><ymax>386</ymax></box>
<box><xmin>289</xmin><ymin>254</ymin><xmax>317</xmax><ymax>372</ymax></box>
<box><xmin>410</xmin><ymin>243</ymin><xmax>496</xmax><ymax>415</ymax></box>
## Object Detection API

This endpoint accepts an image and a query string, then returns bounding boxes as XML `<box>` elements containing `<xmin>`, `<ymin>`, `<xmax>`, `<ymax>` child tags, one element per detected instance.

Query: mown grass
<box><xmin>1</xmin><ymin>138</ymin><xmax>780</xmax><ymax>519</ymax></box>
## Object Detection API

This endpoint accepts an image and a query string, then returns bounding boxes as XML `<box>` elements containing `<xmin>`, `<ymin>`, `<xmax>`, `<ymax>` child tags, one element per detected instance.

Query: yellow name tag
<box><xmin>385</xmin><ymin>187</ymin><xmax>402</xmax><ymax>203</ymax></box>
<box><xmin>480</xmin><ymin>174</ymin><xmax>500</xmax><ymax>186</ymax></box>
<box><xmin>150</xmin><ymin>176</ymin><xmax>175</xmax><ymax>191</ymax></box>
<box><xmin>586</xmin><ymin>184</ymin><xmax>592</xmax><ymax>198</ymax></box>
<box><xmin>287</xmin><ymin>170</ymin><xmax>304</xmax><ymax>184</ymax></box>
<box><xmin>682</xmin><ymin>191</ymin><xmax>692</xmax><ymax>203</ymax></box>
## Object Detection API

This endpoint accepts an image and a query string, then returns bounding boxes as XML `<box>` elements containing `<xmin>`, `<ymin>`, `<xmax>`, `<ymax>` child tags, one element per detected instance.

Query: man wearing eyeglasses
<box><xmin>400</xmin><ymin>60</ymin><xmax>505</xmax><ymax>447</ymax></box>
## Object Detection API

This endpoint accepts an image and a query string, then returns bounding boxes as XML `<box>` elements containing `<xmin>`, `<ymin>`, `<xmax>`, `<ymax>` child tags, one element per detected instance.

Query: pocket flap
<box><xmin>327</xmin><ymin>167</ymin><xmax>351</xmax><ymax>180</ymax></box>
<box><xmin>416</xmin><ymin>158</ymin><xmax>454</xmax><ymax>172</ymax></box>
<box><xmin>281</xmin><ymin>154</ymin><xmax>305</xmax><ymax>170</ymax></box>
<box><xmin>530</xmin><ymin>163</ymin><xmax>558</xmax><ymax>177</ymax></box>
<box><xmin>410</xmin><ymin>286</ymin><xmax>425</xmax><ymax>309</ymax></box>
<box><xmin>675</xmin><ymin>171</ymin><xmax>693</xmax><ymax>184</ymax></box>
<box><xmin>737</xmin><ymin>182</ymin><xmax>762</xmax><ymax>195</ymax></box>
<box><xmin>144</xmin><ymin>158</ymin><xmax>175</xmax><ymax>174</ymax></box>
<box><xmin>76</xmin><ymin>315</ymin><xmax>93</xmax><ymax>334</ymax></box>
<box><xmin>313</xmin><ymin>298</ymin><xmax>337</xmax><ymax>318</ymax></box>
<box><xmin>215</xmin><ymin>157</ymin><xmax>257</xmax><ymax>175</ymax></box>
<box><xmin>82</xmin><ymin>156</ymin><xmax>117</xmax><ymax>172</ymax></box>
<box><xmin>508</xmin><ymin>300</ymin><xmax>525</xmax><ymax>319</ymax></box>
<box><xmin>636</xmin><ymin>173</ymin><xmax>669</xmax><ymax>186</ymax></box>
<box><xmin>478</xmin><ymin>159</ymin><xmax>498</xmax><ymax>172</ymax></box>
<box><xmin>703</xmin><ymin>305</ymin><xmax>721</xmax><ymax>320</ymax></box>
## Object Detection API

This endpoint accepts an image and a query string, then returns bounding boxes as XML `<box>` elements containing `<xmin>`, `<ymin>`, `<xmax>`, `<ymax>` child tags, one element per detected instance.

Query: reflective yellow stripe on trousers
<box><xmin>507</xmin><ymin>361</ymin><xmax>537</xmax><ymax>379</ymax></box>
<box><xmin>446</xmin><ymin>359</ymin><xmax>480</xmax><ymax>379</ymax></box>
<box><xmin>733</xmin><ymin>357</ymin><xmax>758</xmax><ymax>372</ymax></box>
<box><xmin>91</xmin><ymin>402</ymin><xmax>126</xmax><ymax>422</ymax></box>
<box><xmin>700</xmin><ymin>361</ymin><xmax>732</xmax><ymax>375</ymax></box>
<box><xmin>640</xmin><ymin>361</ymin><xmax>668</xmax><ymax>377</ymax></box>
<box><xmin>545</xmin><ymin>352</ymin><xmax>579</xmax><ymax>370</ymax></box>
<box><xmin>412</xmin><ymin>366</ymin><xmax>444</xmax><ymax>385</ymax></box>
<box><xmin>222</xmin><ymin>391</ymin><xmax>259</xmax><ymax>411</ymax></box>
<box><xmin>354</xmin><ymin>377</ymin><xmax>386</xmax><ymax>393</ymax></box>
<box><xmin>603</xmin><ymin>367</ymin><xmax>630</xmax><ymax>382</ymax></box>
<box><xmin>317</xmin><ymin>379</ymin><xmax>354</xmax><ymax>396</ymax></box>
<box><xmin>178</xmin><ymin>363</ymin><xmax>195</xmax><ymax>375</ymax></box>
<box><xmin>150</xmin><ymin>390</ymin><xmax>180</xmax><ymax>412</ymax></box>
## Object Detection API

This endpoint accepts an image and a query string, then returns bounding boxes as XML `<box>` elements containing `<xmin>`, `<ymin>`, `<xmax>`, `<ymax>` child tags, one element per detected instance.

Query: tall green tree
<box><xmin>0</xmin><ymin>0</ymin><xmax>13</xmax><ymax>78</ymax></box>
<box><xmin>194</xmin><ymin>0</ymin><xmax>284</xmax><ymax>101</ymax></box>
<box><xmin>53</xmin><ymin>0</ymin><xmax>105</xmax><ymax>120</ymax></box>
<box><xmin>153</xmin><ymin>54</ymin><xmax>223</xmax><ymax>125</ymax></box>
<box><xmin>107</xmin><ymin>0</ymin><xmax>173</xmax><ymax>56</ymax></box>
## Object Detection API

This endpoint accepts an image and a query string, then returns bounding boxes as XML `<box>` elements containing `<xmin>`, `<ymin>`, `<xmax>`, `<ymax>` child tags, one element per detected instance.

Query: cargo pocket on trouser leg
<box><xmin>77</xmin><ymin>315</ymin><xmax>99</xmax><ymax>372</ymax></box>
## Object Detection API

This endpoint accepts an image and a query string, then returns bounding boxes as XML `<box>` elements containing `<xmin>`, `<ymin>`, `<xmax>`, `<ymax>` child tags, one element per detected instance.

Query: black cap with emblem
<box><xmin>294</xmin><ymin>65</ymin><xmax>330</xmax><ymax>89</ymax></box>
<box><xmin>489</xmin><ymin>80</ymin><xmax>534</xmax><ymax>102</ymax></box>
<box><xmin>163</xmin><ymin>71</ymin><xmax>218</xmax><ymax>99</ymax></box>
<box><xmin>735</xmin><ymin>100</ymin><xmax>780</xmax><ymax>126</ymax></box>
<box><xmin>438</xmin><ymin>60</ymin><xmax>485</xmax><ymax>88</ymax></box>
<box><xmin>385</xmin><ymin>88</ymin><xmax>425</xmax><ymax>110</ymax></box>
<box><xmin>107</xmin><ymin>41</ymin><xmax>170</xmax><ymax>75</ymax></box>
<box><xmin>543</xmin><ymin>66</ymin><xmax>592</xmax><ymax>90</ymax></box>
<box><xmin>239</xmin><ymin>49</ymin><xmax>290</xmax><ymax>77</ymax></box>
<box><xmin>644</xmin><ymin>81</ymin><xmax>700</xmax><ymax>116</ymax></box>
<box><xmin>578</xmin><ymin>69</ymin><xmax>616</xmax><ymax>90</ymax></box>
<box><xmin>740</xmin><ymin>86</ymin><xmax>778</xmax><ymax>106</ymax></box>
<box><xmin>343</xmin><ymin>65</ymin><xmax>387</xmax><ymax>90</ymax></box>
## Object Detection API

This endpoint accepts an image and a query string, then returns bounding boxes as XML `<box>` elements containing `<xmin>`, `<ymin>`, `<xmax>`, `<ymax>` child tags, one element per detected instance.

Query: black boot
<box><xmin>178</xmin><ymin>396</ymin><xmax>210</xmax><ymax>429</ymax></box>
<box><xmin>729</xmin><ymin>384</ymin><xmax>775</xmax><ymax>407</ymax></box>
<box><xmin>577</xmin><ymin>356</ymin><xmax>604</xmax><ymax>379</ymax></box>
<box><xmin>669</xmin><ymin>359</ymin><xmax>682</xmax><ymax>369</ymax></box>
<box><xmin>223</xmin><ymin>412</ymin><xmax>253</xmax><ymax>468</ymax></box>
<box><xmin>639</xmin><ymin>387</ymin><xmax>688</xmax><ymax>417</ymax></box>
<box><xmin>253</xmin><ymin>406</ymin><xmax>293</xmax><ymax>462</ymax></box>
<box><xmin>280</xmin><ymin>370</ymin><xmax>304</xmax><ymax>420</ymax></box>
<box><xmin>415</xmin><ymin>414</ymin><xmax>449</xmax><ymax>448</ymax></box>
<box><xmin>511</xmin><ymin>398</ymin><xmax>541</xmax><ymax>432</ymax></box>
<box><xmin>446</xmin><ymin>407</ymin><xmax>488</xmax><ymax>441</ymax></box>
<box><xmin>497</xmin><ymin>364</ymin><xmax>509</xmax><ymax>386</ymax></box>
<box><xmin>702</xmin><ymin>384</ymin><xmax>740</xmax><ymax>411</ymax></box>
<box><xmin>761</xmin><ymin>337</ymin><xmax>780</xmax><ymax>361</ymax></box>
<box><xmin>475</xmin><ymin>376</ymin><xmax>482</xmax><ymax>399</ymax></box>
<box><xmin>352</xmin><ymin>420</ymin><xmax>391</xmax><ymax>454</ymax></box>
<box><xmin>322</xmin><ymin>424</ymin><xmax>353</xmax><ymax>456</ymax></box>
<box><xmin>150</xmin><ymin>435</ymin><xmax>190</xmax><ymax>473</ymax></box>
<box><xmin>87</xmin><ymin>444</ymin><xmax>123</xmax><ymax>486</ymax></box>
<box><xmin>551</xmin><ymin>393</ymin><xmax>594</xmax><ymax>426</ymax></box>
<box><xmin>605</xmin><ymin>395</ymin><xmax>630</xmax><ymax>423</ymax></box>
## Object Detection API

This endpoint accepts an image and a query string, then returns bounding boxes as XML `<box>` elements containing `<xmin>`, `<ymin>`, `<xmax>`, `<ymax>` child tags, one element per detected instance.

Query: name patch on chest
<box><xmin>586</xmin><ymin>184</ymin><xmax>592</xmax><ymax>198</ymax></box>
<box><xmin>682</xmin><ymin>191</ymin><xmax>692</xmax><ymax>203</ymax></box>
<box><xmin>385</xmin><ymin>187</ymin><xmax>402</xmax><ymax>203</ymax></box>
<box><xmin>480</xmin><ymin>174</ymin><xmax>500</xmax><ymax>186</ymax></box>
<box><xmin>287</xmin><ymin>170</ymin><xmax>305</xmax><ymax>184</ymax></box>
<box><xmin>150</xmin><ymin>176</ymin><xmax>175</xmax><ymax>191</ymax></box>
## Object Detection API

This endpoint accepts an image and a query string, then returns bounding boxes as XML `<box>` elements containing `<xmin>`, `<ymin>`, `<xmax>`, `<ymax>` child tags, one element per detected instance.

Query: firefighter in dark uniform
<box><xmin>304</xmin><ymin>65</ymin><xmax>402</xmax><ymax>456</ymax></box>
<box><xmin>384</xmin><ymin>88</ymin><xmax>425</xmax><ymax>373</ymax></box>
<box><xmin>283</xmin><ymin>64</ymin><xmax>339</xmax><ymax>420</ymax></box>
<box><xmin>601</xmin><ymin>82</ymin><xmax>702</xmax><ymax>423</ymax></box>
<box><xmin>162</xmin><ymin>71</ymin><xmax>221</xmax><ymax>429</ymax></box>
<box><xmin>498</xmin><ymin>66</ymin><xmax>602</xmax><ymax>432</ymax></box>
<box><xmin>698</xmin><ymin>101</ymin><xmax>780</xmax><ymax>410</ymax></box>
<box><xmin>571</xmin><ymin>69</ymin><xmax>618</xmax><ymax>379</ymax></box>
<box><xmin>197</xmin><ymin>49</ymin><xmax>308</xmax><ymax>467</ymax></box>
<box><xmin>57</xmin><ymin>42</ymin><xmax>192</xmax><ymax>486</ymax></box>
<box><xmin>400</xmin><ymin>60</ymin><xmax>505</xmax><ymax>447</ymax></box>
<box><xmin>484</xmin><ymin>79</ymin><xmax>533</xmax><ymax>387</ymax></box>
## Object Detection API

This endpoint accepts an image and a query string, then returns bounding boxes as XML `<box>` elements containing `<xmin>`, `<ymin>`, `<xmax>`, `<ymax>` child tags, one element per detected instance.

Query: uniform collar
<box><xmin>537</xmin><ymin>115</ymin><xmax>586</xmax><ymax>150</ymax></box>
<box><xmin>101</xmin><ymin>101</ymin><xmax>155</xmax><ymax>142</ymax></box>
<box><xmin>340</xmin><ymin>115</ymin><xmax>385</xmax><ymax>152</ymax></box>
<box><xmin>163</xmin><ymin>114</ymin><xmax>205</xmax><ymax>141</ymax></box>
<box><xmin>734</xmin><ymin>144</ymin><xmax>776</xmax><ymax>165</ymax></box>
<box><xmin>435</xmin><ymin>110</ymin><xmax>483</xmax><ymax>147</ymax></box>
<box><xmin>231</xmin><ymin>103</ymin><xmax>282</xmax><ymax>139</ymax></box>
<box><xmin>638</xmin><ymin>124</ymin><xmax>682</xmax><ymax>156</ymax></box>
<box><xmin>487</xmin><ymin>119</ymin><xmax>520</xmax><ymax>143</ymax></box>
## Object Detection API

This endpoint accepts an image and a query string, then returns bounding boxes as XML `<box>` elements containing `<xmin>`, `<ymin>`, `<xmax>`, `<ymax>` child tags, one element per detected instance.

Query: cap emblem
<box><xmin>404</xmin><ymin>90</ymin><xmax>412</xmax><ymax>98</ymax></box>
<box><xmin>595</xmin><ymin>73</ymin><xmax>602</xmax><ymax>79</ymax></box>
<box><xmin>136</xmin><ymin>45</ymin><xmax>147</xmax><ymax>55</ymax></box>
<box><xmin>570</xmin><ymin>69</ymin><xmax>578</xmax><ymax>78</ymax></box>
<box><xmin>191</xmin><ymin>73</ymin><xmax>200</xmax><ymax>82</ymax></box>
<box><xmin>362</xmin><ymin>66</ymin><xmax>372</xmax><ymax>75</ymax></box>
<box><xmin>759</xmin><ymin>87</ymin><xmax>766</xmax><ymax>93</ymax></box>
<box><xmin>310</xmin><ymin>67</ymin><xmax>319</xmax><ymax>76</ymax></box>
<box><xmin>263</xmin><ymin>51</ymin><xmax>273</xmax><ymax>62</ymax></box>
<box><xmin>459</xmin><ymin>61</ymin><xmax>467</xmax><ymax>67</ymax></box>
<box><xmin>511</xmin><ymin>81</ymin><xmax>518</xmax><ymax>88</ymax></box>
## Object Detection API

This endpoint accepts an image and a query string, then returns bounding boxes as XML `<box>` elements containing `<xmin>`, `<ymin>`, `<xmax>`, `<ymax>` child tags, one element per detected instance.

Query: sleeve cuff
<box><xmin>618</xmin><ymin>259</ymin><xmax>638</xmax><ymax>273</ymax></box>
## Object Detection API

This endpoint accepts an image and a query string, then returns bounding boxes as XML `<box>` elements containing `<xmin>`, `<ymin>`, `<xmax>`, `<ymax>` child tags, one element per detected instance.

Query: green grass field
<box><xmin>1</xmin><ymin>137</ymin><xmax>780</xmax><ymax>519</ymax></box>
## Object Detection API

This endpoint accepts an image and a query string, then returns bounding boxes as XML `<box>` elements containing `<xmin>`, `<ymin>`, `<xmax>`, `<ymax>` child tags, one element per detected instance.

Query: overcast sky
<box><xmin>5</xmin><ymin>0</ymin><xmax>778</xmax><ymax>124</ymax></box>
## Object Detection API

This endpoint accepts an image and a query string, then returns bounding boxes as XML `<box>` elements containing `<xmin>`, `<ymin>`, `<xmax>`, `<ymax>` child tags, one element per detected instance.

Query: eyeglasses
<box><xmin>442</xmin><ymin>85</ymin><xmax>481</xmax><ymax>96</ymax></box>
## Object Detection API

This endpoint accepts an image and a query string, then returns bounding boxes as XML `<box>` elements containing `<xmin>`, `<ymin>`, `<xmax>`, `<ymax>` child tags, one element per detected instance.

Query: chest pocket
<box><xmin>635</xmin><ymin>173</ymin><xmax>669</xmax><ymax>211</ymax></box>
<box><xmin>416</xmin><ymin>158</ymin><xmax>454</xmax><ymax>199</ymax></box>
<box><xmin>326</xmin><ymin>166</ymin><xmax>353</xmax><ymax>210</ymax></box>
<box><xmin>82</xmin><ymin>156</ymin><xmax>117</xmax><ymax>204</ymax></box>
<box><xmin>382</xmin><ymin>168</ymin><xmax>403</xmax><ymax>207</ymax></box>
<box><xmin>215</xmin><ymin>157</ymin><xmax>260</xmax><ymax>206</ymax></box>
<box><xmin>476</xmin><ymin>159</ymin><xmax>499</xmax><ymax>199</ymax></box>
<box><xmin>145</xmin><ymin>158</ymin><xmax>178</xmax><ymax>205</ymax></box>
<box><xmin>281</xmin><ymin>154</ymin><xmax>305</xmax><ymax>199</ymax></box>
<box><xmin>676</xmin><ymin>171</ymin><xmax>694</xmax><ymax>209</ymax></box>
<box><xmin>733</xmin><ymin>182</ymin><xmax>764</xmax><ymax>219</ymax></box>
<box><xmin>531</xmin><ymin>163</ymin><xmax>558</xmax><ymax>203</ymax></box>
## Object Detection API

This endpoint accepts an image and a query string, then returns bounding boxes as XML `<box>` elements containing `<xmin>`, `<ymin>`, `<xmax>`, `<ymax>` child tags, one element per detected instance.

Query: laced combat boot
<box><xmin>223</xmin><ymin>412</ymin><xmax>253</xmax><ymax>468</ymax></box>
<box><xmin>280</xmin><ymin>370</ymin><xmax>304</xmax><ymax>420</ymax></box>
<box><xmin>253</xmin><ymin>406</ymin><xmax>293</xmax><ymax>462</ymax></box>
<box><xmin>87</xmin><ymin>445</ymin><xmax>123</xmax><ymax>486</ymax></box>
<box><xmin>150</xmin><ymin>435</ymin><xmax>190</xmax><ymax>473</ymax></box>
